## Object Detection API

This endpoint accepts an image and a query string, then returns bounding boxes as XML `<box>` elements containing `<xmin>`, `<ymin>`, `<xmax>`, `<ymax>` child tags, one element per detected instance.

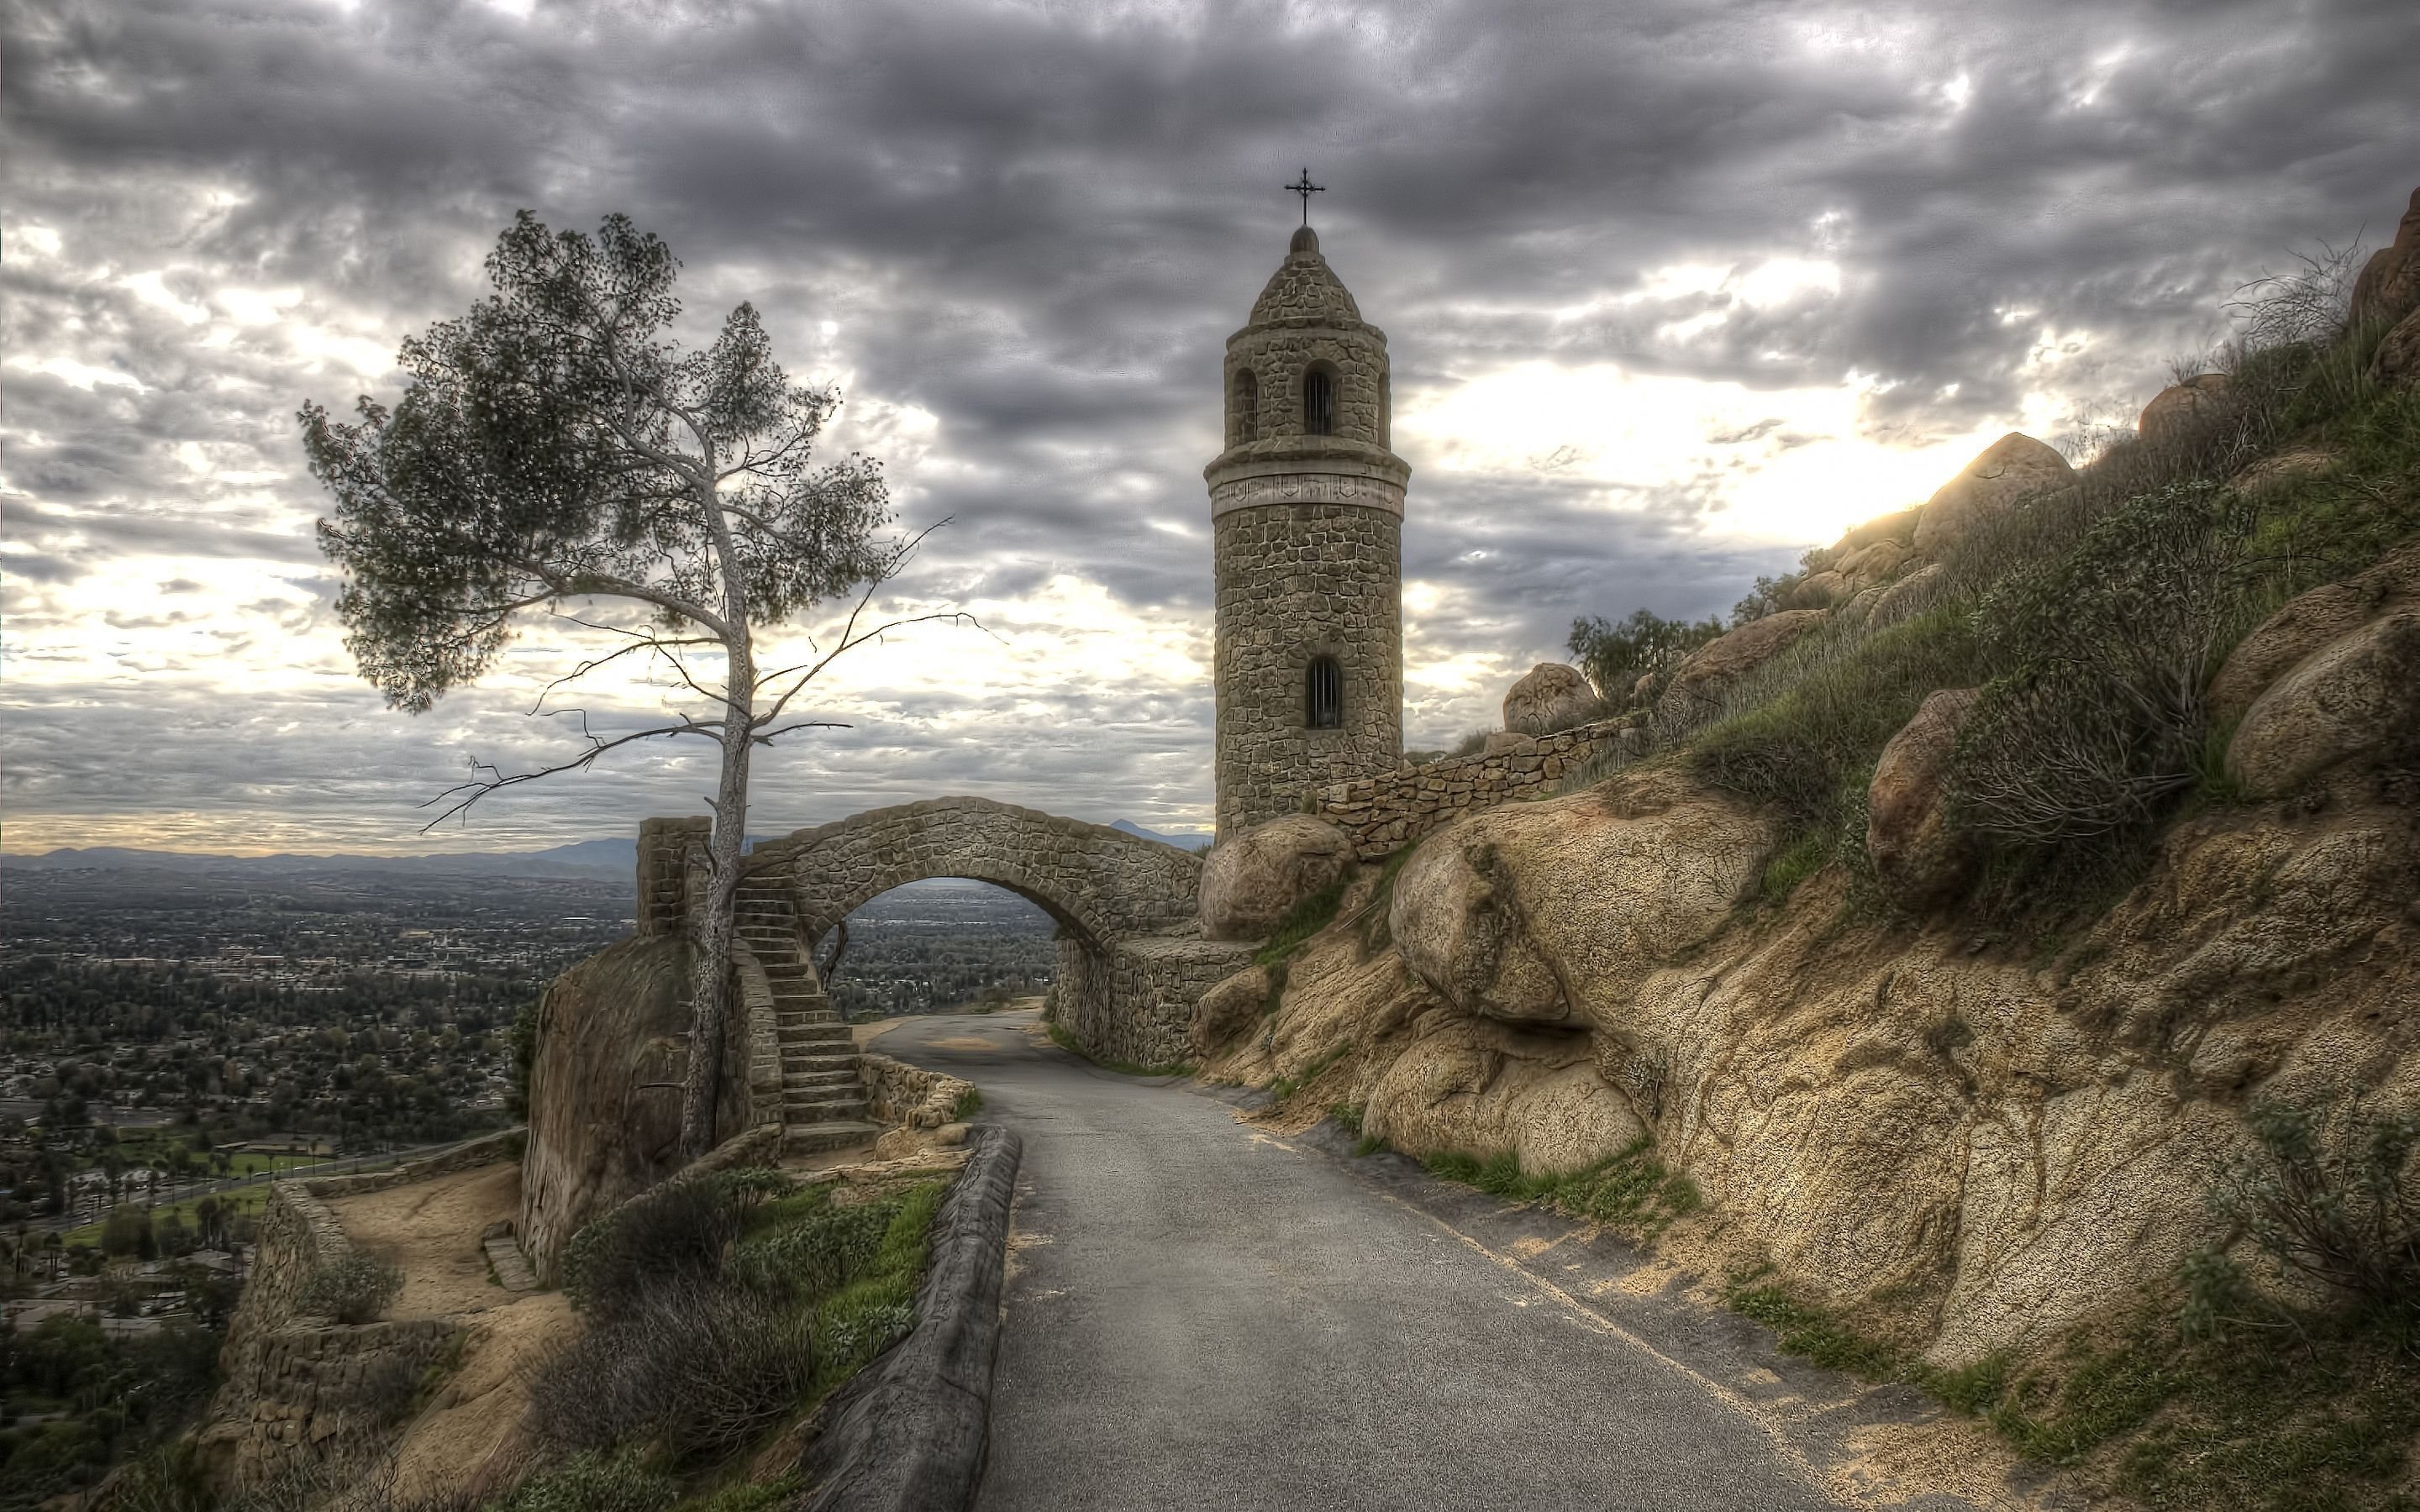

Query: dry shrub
<box><xmin>1949</xmin><ymin>480</ymin><xmax>2259</xmax><ymax>846</ymax></box>
<box><xmin>560</xmin><ymin>1169</ymin><xmax>783</xmax><ymax>1320</ymax></box>
<box><xmin>526</xmin><ymin>1280</ymin><xmax>815</xmax><ymax>1466</ymax></box>
<box><xmin>297</xmin><ymin>1252</ymin><xmax>403</xmax><ymax>1326</ymax></box>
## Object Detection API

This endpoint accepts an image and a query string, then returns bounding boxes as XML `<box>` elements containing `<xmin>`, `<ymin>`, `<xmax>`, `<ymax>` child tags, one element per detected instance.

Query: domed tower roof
<box><xmin>1248</xmin><ymin>225</ymin><xmax>1362</xmax><ymax>326</ymax></box>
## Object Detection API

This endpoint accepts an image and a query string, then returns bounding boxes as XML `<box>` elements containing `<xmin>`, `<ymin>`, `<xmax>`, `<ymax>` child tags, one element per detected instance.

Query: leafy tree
<box><xmin>304</xmin><ymin>213</ymin><xmax>963</xmax><ymax>1158</ymax></box>
<box><xmin>1567</xmin><ymin>608</ymin><xmax>1724</xmax><ymax>704</ymax></box>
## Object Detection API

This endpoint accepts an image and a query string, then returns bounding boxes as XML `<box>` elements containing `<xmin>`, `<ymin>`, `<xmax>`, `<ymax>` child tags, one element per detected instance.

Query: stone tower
<box><xmin>1207</xmin><ymin>224</ymin><xmax>1411</xmax><ymax>840</ymax></box>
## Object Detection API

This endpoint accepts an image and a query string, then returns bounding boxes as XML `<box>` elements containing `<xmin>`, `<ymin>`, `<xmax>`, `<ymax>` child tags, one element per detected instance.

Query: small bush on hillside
<box><xmin>2201</xmin><ymin>1103</ymin><xmax>2420</xmax><ymax>1319</ymax></box>
<box><xmin>1686</xmin><ymin>604</ymin><xmax>1981</xmax><ymax>832</ymax></box>
<box><xmin>529</xmin><ymin>1278</ymin><xmax>818</xmax><ymax>1465</ymax></box>
<box><xmin>297</xmin><ymin>1252</ymin><xmax>402</xmax><ymax>1325</ymax></box>
<box><xmin>486</xmin><ymin>1450</ymin><xmax>678</xmax><ymax>1512</ymax></box>
<box><xmin>1949</xmin><ymin>480</ymin><xmax>2259</xmax><ymax>848</ymax></box>
<box><xmin>730</xmin><ymin>1199</ymin><xmax>894</xmax><ymax>1303</ymax></box>
<box><xmin>562</xmin><ymin>1168</ymin><xmax>786</xmax><ymax>1319</ymax></box>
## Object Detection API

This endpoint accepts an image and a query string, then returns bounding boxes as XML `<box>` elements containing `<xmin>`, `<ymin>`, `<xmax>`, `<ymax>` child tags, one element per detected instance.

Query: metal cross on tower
<box><xmin>1285</xmin><ymin>168</ymin><xmax>1325</xmax><ymax>226</ymax></box>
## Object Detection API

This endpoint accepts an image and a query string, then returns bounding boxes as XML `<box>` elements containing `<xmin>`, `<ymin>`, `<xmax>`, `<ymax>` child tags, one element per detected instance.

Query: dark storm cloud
<box><xmin>3</xmin><ymin>0</ymin><xmax>2416</xmax><ymax>843</ymax></box>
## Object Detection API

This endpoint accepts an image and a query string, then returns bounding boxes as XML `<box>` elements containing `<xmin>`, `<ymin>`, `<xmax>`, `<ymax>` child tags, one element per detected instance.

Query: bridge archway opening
<box><xmin>813</xmin><ymin>877</ymin><xmax>1061</xmax><ymax>1021</ymax></box>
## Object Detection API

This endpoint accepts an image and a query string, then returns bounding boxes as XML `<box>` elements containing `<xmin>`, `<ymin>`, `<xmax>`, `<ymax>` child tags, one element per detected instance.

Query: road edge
<box><xmin>792</xmin><ymin>1121</ymin><xmax>1023</xmax><ymax>1512</ymax></box>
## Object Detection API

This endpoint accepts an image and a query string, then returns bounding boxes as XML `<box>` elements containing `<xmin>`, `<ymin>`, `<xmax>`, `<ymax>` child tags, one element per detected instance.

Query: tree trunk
<box><xmin>678</xmin><ymin>612</ymin><xmax>757</xmax><ymax>1163</ymax></box>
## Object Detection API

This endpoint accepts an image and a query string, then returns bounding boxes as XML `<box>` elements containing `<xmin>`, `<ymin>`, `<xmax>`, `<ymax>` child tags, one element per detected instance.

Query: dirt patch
<box><xmin>926</xmin><ymin>1034</ymin><xmax>997</xmax><ymax>1052</ymax></box>
<box><xmin>324</xmin><ymin>1161</ymin><xmax>523</xmax><ymax>1319</ymax></box>
<box><xmin>388</xmin><ymin>1291</ymin><xmax>572</xmax><ymax>1504</ymax></box>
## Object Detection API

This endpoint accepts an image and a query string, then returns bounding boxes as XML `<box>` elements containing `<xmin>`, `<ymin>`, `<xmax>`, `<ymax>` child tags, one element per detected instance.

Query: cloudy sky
<box><xmin>4</xmin><ymin>0</ymin><xmax>2415</xmax><ymax>854</ymax></box>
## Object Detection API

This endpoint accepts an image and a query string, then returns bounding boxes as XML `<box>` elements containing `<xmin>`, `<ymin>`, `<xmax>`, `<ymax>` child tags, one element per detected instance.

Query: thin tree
<box><xmin>304</xmin><ymin>212</ymin><xmax>960</xmax><ymax>1158</ymax></box>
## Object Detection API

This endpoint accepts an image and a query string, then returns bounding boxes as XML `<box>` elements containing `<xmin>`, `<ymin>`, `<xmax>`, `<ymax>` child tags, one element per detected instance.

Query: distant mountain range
<box><xmin>2</xmin><ymin>818</ymin><xmax>1213</xmax><ymax>879</ymax></box>
<box><xmin>1108</xmin><ymin>820</ymin><xmax>1213</xmax><ymax>852</ymax></box>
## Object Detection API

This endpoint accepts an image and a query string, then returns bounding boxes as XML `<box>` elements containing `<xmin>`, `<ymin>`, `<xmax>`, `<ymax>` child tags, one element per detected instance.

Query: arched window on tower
<box><xmin>1234</xmin><ymin>368</ymin><xmax>1259</xmax><ymax>444</ymax></box>
<box><xmin>1305</xmin><ymin>655</ymin><xmax>1344</xmax><ymax>730</ymax></box>
<box><xmin>1302</xmin><ymin>365</ymin><xmax>1337</xmax><ymax>437</ymax></box>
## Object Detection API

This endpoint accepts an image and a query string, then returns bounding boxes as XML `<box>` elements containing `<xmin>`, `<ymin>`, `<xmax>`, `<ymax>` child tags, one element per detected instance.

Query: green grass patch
<box><xmin>1757</xmin><ymin>831</ymin><xmax>1829</xmax><ymax>905</ymax></box>
<box><xmin>1254</xmin><ymin>881</ymin><xmax>1347</xmax><ymax>967</ymax></box>
<box><xmin>949</xmin><ymin>1087</ymin><xmax>982</xmax><ymax>1121</ymax></box>
<box><xmin>1425</xmin><ymin>1137</ymin><xmax>1702</xmax><ymax>1242</ymax></box>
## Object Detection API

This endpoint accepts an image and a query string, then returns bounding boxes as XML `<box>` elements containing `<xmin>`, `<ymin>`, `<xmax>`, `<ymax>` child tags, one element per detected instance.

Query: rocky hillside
<box><xmin>1195</xmin><ymin>186</ymin><xmax>2420</xmax><ymax>1509</ymax></box>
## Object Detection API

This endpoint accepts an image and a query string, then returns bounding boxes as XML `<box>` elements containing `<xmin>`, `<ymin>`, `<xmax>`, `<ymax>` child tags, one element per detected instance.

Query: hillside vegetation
<box><xmin>1209</xmin><ymin>192</ymin><xmax>2420</xmax><ymax>1511</ymax></box>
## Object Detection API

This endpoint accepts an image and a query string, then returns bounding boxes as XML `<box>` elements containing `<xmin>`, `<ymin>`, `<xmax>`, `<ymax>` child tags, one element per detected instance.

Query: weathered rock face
<box><xmin>2370</xmin><ymin>304</ymin><xmax>2420</xmax><ymax>388</ymax></box>
<box><xmin>1390</xmin><ymin>769</ymin><xmax>1773</xmax><ymax>1031</ymax></box>
<box><xmin>2210</xmin><ymin>540</ymin><xmax>2420</xmax><ymax>732</ymax></box>
<box><xmin>2227</xmin><ymin>612</ymin><xmax>2420</xmax><ymax>799</ymax></box>
<box><xmin>1657</xmin><ymin>609</ymin><xmax>1826</xmax><ymax>722</ymax></box>
<box><xmin>518</xmin><ymin>935</ymin><xmax>752</xmax><ymax>1280</ymax></box>
<box><xmin>1502</xmin><ymin>662</ymin><xmax>1597</xmax><ymax>734</ymax></box>
<box><xmin>1841</xmin><ymin>506</ymin><xmax>1923</xmax><ymax>554</ymax></box>
<box><xmin>1868</xmin><ymin>560</ymin><xmax>1948</xmax><ymax>627</ymax></box>
<box><xmin>1211</xmin><ymin>772</ymin><xmax>2420</xmax><ymax>1371</ymax></box>
<box><xmin>1197</xmin><ymin>815</ymin><xmax>1360</xmax><ymax>942</ymax></box>
<box><xmin>1789</xmin><ymin>569</ymin><xmax>1849</xmax><ymax>608</ymax></box>
<box><xmin>1190</xmin><ymin>964</ymin><xmax>1276</xmax><ymax>1058</ymax></box>
<box><xmin>2137</xmin><ymin>371</ymin><xmax>2233</xmax><ymax>444</ymax></box>
<box><xmin>1867</xmin><ymin>688</ymin><xmax>1982</xmax><ymax>910</ymax></box>
<box><xmin>2207</xmin><ymin>584</ymin><xmax>2380</xmax><ymax>727</ymax></box>
<box><xmin>2351</xmin><ymin>184</ymin><xmax>2420</xmax><ymax>325</ymax></box>
<box><xmin>1910</xmin><ymin>433</ymin><xmax>2075</xmax><ymax>557</ymax></box>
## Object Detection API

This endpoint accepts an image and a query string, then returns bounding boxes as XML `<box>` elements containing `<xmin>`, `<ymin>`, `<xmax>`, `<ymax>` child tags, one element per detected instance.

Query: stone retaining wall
<box><xmin>197</xmin><ymin>1173</ymin><xmax>471</xmax><ymax>1491</ymax></box>
<box><xmin>1054</xmin><ymin>933</ymin><xmax>1258</xmax><ymax>1068</ymax></box>
<box><xmin>860</xmin><ymin>1053</ymin><xmax>976</xmax><ymax>1129</ymax></box>
<box><xmin>297</xmin><ymin>1128</ymin><xmax>523</xmax><ymax>1202</ymax></box>
<box><xmin>1313</xmin><ymin>717</ymin><xmax>1639</xmax><ymax>859</ymax></box>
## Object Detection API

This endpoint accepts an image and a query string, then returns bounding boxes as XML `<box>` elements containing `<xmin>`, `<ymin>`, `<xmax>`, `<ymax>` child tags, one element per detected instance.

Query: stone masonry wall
<box><xmin>637</xmin><ymin>815</ymin><xmax>710</xmax><ymax>937</ymax></box>
<box><xmin>1314</xmin><ymin>717</ymin><xmax>1639</xmax><ymax>860</ymax></box>
<box><xmin>1055</xmin><ymin>932</ymin><xmax>1257</xmax><ymax>1068</ymax></box>
<box><xmin>859</xmin><ymin>1052</ymin><xmax>976</xmax><ymax>1130</ymax></box>
<box><xmin>197</xmin><ymin>1177</ymin><xmax>466</xmax><ymax>1492</ymax></box>
<box><xmin>1213</xmin><ymin>504</ymin><xmax>1402</xmax><ymax>837</ymax></box>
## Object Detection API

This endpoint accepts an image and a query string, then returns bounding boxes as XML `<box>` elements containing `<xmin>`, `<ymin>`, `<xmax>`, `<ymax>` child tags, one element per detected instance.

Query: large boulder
<box><xmin>2370</xmin><ymin>304</ymin><xmax>2420</xmax><ymax>389</ymax></box>
<box><xmin>1835</xmin><ymin>538</ymin><xmax>1911</xmax><ymax>593</ymax></box>
<box><xmin>1502</xmin><ymin>662</ymin><xmax>1597</xmax><ymax>734</ymax></box>
<box><xmin>518</xmin><ymin>934</ymin><xmax>753</xmax><ymax>1281</ymax></box>
<box><xmin>1867</xmin><ymin>688</ymin><xmax>1982</xmax><ymax>910</ymax></box>
<box><xmin>1911</xmin><ymin>433</ymin><xmax>2075</xmax><ymax>558</ymax></box>
<box><xmin>2208</xmin><ymin>542</ymin><xmax>2420</xmax><ymax>726</ymax></box>
<box><xmin>2226</xmin><ymin>612</ymin><xmax>2420</xmax><ymax>799</ymax></box>
<box><xmin>1840</xmin><ymin>506</ymin><xmax>1923</xmax><ymax>554</ymax></box>
<box><xmin>2351</xmin><ymin>185</ymin><xmax>2420</xmax><ymax>326</ymax></box>
<box><xmin>1190</xmin><ymin>964</ymin><xmax>1276</xmax><ymax>1059</ymax></box>
<box><xmin>1867</xmin><ymin>560</ymin><xmax>1949</xmax><ymax>628</ymax></box>
<box><xmin>1788</xmin><ymin>570</ymin><xmax>1850</xmax><ymax>609</ymax></box>
<box><xmin>1656</xmin><ymin>608</ymin><xmax>1825</xmax><ymax>722</ymax></box>
<box><xmin>1389</xmin><ymin>769</ymin><xmax>1771</xmax><ymax>1032</ymax></box>
<box><xmin>1197</xmin><ymin>816</ymin><xmax>1359</xmax><ymax>942</ymax></box>
<box><xmin>2137</xmin><ymin>372</ymin><xmax>2233</xmax><ymax>444</ymax></box>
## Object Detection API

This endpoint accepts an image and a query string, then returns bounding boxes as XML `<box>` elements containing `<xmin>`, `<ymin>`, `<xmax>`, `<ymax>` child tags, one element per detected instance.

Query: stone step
<box><xmin>783</xmin><ymin>1067</ymin><xmax>862</xmax><ymax>1089</ymax></box>
<box><xmin>483</xmin><ymin>1236</ymin><xmax>538</xmax><ymax>1294</ymax></box>
<box><xmin>781</xmin><ymin>1120</ymin><xmax>880</xmax><ymax>1155</ymax></box>
<box><xmin>781</xmin><ymin>1058</ymin><xmax>860</xmax><ymax>1081</ymax></box>
<box><xmin>784</xmin><ymin>1085</ymin><xmax>870</xmax><ymax>1114</ymax></box>
<box><xmin>781</xmin><ymin>1022</ymin><xmax>854</xmax><ymax>1044</ymax></box>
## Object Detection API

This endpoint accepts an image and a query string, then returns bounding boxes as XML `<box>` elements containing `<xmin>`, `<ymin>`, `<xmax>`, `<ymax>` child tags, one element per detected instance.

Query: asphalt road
<box><xmin>871</xmin><ymin>1011</ymin><xmax>2002</xmax><ymax>1512</ymax></box>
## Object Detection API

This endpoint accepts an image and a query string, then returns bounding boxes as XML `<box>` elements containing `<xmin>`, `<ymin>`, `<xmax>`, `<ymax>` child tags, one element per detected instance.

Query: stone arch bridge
<box><xmin>639</xmin><ymin>798</ymin><xmax>1252</xmax><ymax>1072</ymax></box>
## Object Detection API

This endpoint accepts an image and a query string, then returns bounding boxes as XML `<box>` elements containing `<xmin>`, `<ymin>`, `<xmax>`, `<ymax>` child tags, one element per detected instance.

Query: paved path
<box><xmin>871</xmin><ymin>1011</ymin><xmax>2013</xmax><ymax>1512</ymax></box>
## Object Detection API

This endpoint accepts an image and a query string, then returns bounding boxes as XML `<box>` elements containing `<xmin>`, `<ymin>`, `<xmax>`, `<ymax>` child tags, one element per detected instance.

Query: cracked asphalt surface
<box><xmin>871</xmin><ymin>1011</ymin><xmax>2004</xmax><ymax>1512</ymax></box>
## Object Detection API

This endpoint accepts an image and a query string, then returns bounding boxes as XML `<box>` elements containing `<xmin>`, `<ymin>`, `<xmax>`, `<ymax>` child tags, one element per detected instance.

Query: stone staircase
<box><xmin>734</xmin><ymin>877</ymin><xmax>878</xmax><ymax>1156</ymax></box>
